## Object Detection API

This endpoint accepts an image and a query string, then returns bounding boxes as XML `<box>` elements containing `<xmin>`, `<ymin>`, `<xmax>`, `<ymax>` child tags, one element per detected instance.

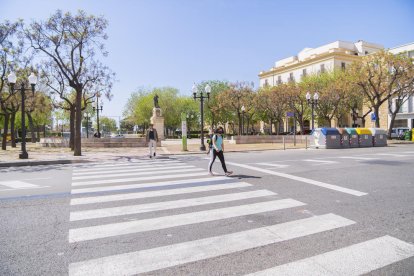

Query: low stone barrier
<box><xmin>39</xmin><ymin>137</ymin><xmax>160</xmax><ymax>148</ymax></box>
<box><xmin>228</xmin><ymin>135</ymin><xmax>308</xmax><ymax>144</ymax></box>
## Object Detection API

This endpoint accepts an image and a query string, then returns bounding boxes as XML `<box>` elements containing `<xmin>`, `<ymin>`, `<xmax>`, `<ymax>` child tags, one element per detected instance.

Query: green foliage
<box><xmin>99</xmin><ymin>116</ymin><xmax>117</xmax><ymax>132</ymax></box>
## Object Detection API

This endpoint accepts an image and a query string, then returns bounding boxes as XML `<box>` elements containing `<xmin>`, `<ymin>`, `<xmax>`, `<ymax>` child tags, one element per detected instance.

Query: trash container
<box><xmin>412</xmin><ymin>129</ymin><xmax>414</xmax><ymax>142</ymax></box>
<box><xmin>369</xmin><ymin>128</ymin><xmax>387</xmax><ymax>147</ymax></box>
<box><xmin>338</xmin><ymin>128</ymin><xmax>350</xmax><ymax>148</ymax></box>
<box><xmin>356</xmin><ymin>128</ymin><xmax>373</xmax><ymax>147</ymax></box>
<box><xmin>404</xmin><ymin>130</ymin><xmax>412</xmax><ymax>141</ymax></box>
<box><xmin>345</xmin><ymin>128</ymin><xmax>359</xmax><ymax>148</ymax></box>
<box><xmin>311</xmin><ymin>128</ymin><xmax>341</xmax><ymax>149</ymax></box>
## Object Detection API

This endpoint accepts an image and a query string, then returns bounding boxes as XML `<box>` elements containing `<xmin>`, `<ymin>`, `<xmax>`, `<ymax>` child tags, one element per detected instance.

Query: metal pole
<box><xmin>305</xmin><ymin>135</ymin><xmax>308</xmax><ymax>149</ymax></box>
<box><xmin>311</xmin><ymin>101</ymin><xmax>315</xmax><ymax>131</ymax></box>
<box><xmin>283</xmin><ymin>136</ymin><xmax>286</xmax><ymax>150</ymax></box>
<box><xmin>97</xmin><ymin>102</ymin><xmax>100</xmax><ymax>138</ymax></box>
<box><xmin>86</xmin><ymin>116</ymin><xmax>89</xmax><ymax>138</ymax></box>
<box><xmin>19</xmin><ymin>84</ymin><xmax>28</xmax><ymax>159</ymax></box>
<box><xmin>200</xmin><ymin>95</ymin><xmax>206</xmax><ymax>151</ymax></box>
<box><xmin>293</xmin><ymin>114</ymin><xmax>296</xmax><ymax>146</ymax></box>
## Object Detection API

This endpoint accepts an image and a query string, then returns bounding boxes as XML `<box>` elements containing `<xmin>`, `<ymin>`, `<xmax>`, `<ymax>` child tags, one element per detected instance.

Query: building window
<box><xmin>277</xmin><ymin>76</ymin><xmax>282</xmax><ymax>84</ymax></box>
<box><xmin>341</xmin><ymin>62</ymin><xmax>346</xmax><ymax>71</ymax></box>
<box><xmin>264</xmin><ymin>79</ymin><xmax>269</xmax><ymax>87</ymax></box>
<box><xmin>302</xmin><ymin>69</ymin><xmax>307</xmax><ymax>77</ymax></box>
<box><xmin>365</xmin><ymin>51</ymin><xmax>369</xmax><ymax>55</ymax></box>
<box><xmin>289</xmin><ymin>72</ymin><xmax>294</xmax><ymax>82</ymax></box>
<box><xmin>320</xmin><ymin>64</ymin><xmax>325</xmax><ymax>73</ymax></box>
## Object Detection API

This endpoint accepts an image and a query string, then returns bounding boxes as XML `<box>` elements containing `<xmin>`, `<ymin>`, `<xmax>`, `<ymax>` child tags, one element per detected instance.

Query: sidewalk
<box><xmin>1</xmin><ymin>139</ymin><xmax>410</xmax><ymax>167</ymax></box>
<box><xmin>0</xmin><ymin>140</ymin><xmax>306</xmax><ymax>167</ymax></box>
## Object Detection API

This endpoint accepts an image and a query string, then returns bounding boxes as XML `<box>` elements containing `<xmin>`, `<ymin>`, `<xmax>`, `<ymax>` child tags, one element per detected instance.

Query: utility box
<box><xmin>356</xmin><ymin>128</ymin><xmax>373</xmax><ymax>147</ymax></box>
<box><xmin>345</xmin><ymin>128</ymin><xmax>359</xmax><ymax>148</ymax></box>
<box><xmin>338</xmin><ymin>128</ymin><xmax>350</xmax><ymax>148</ymax></box>
<box><xmin>369</xmin><ymin>128</ymin><xmax>387</xmax><ymax>147</ymax></box>
<box><xmin>312</xmin><ymin>128</ymin><xmax>341</xmax><ymax>149</ymax></box>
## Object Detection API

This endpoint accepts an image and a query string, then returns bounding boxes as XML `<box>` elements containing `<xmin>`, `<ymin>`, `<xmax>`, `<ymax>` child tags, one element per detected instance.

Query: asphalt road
<box><xmin>0</xmin><ymin>144</ymin><xmax>413</xmax><ymax>275</ymax></box>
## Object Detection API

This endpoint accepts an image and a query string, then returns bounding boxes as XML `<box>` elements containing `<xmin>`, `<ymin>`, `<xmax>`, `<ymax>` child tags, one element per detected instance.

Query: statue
<box><xmin>153</xmin><ymin>94</ymin><xmax>160</xmax><ymax>108</ymax></box>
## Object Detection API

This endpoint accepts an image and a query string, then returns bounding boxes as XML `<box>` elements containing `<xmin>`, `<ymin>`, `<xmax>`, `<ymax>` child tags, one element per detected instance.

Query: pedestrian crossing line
<box><xmin>73</xmin><ymin>162</ymin><xmax>183</xmax><ymax>174</ymax></box>
<box><xmin>73</xmin><ymin>160</ymin><xmax>179</xmax><ymax>169</ymax></box>
<box><xmin>70</xmin><ymin>181</ymin><xmax>252</xmax><ymax>205</ymax></box>
<box><xmin>72</xmin><ymin>170</ymin><xmax>205</xmax><ymax>187</ymax></box>
<box><xmin>70</xmin><ymin>190</ymin><xmax>277</xmax><ymax>221</ymax></box>
<box><xmin>302</xmin><ymin>159</ymin><xmax>338</xmax><ymax>165</ymax></box>
<box><xmin>72</xmin><ymin>166</ymin><xmax>196</xmax><ymax>180</ymax></box>
<box><xmin>0</xmin><ymin>180</ymin><xmax>40</xmax><ymax>189</ymax></box>
<box><xmin>339</xmin><ymin>156</ymin><xmax>379</xmax><ymax>160</ymax></box>
<box><xmin>71</xmin><ymin>175</ymin><xmax>227</xmax><ymax>194</ymax></box>
<box><xmin>227</xmin><ymin>162</ymin><xmax>367</xmax><ymax>197</ymax></box>
<box><xmin>246</xmin><ymin>235</ymin><xmax>414</xmax><ymax>276</ymax></box>
<box><xmin>68</xmin><ymin>199</ymin><xmax>306</xmax><ymax>243</ymax></box>
<box><xmin>375</xmin><ymin>153</ymin><xmax>409</xmax><ymax>157</ymax></box>
<box><xmin>255</xmin><ymin>163</ymin><xmax>289</xmax><ymax>168</ymax></box>
<box><xmin>68</xmin><ymin>213</ymin><xmax>354</xmax><ymax>276</ymax></box>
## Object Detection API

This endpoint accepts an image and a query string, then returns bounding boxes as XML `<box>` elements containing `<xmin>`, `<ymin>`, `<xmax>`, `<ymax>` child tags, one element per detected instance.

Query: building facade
<box><xmin>258</xmin><ymin>40</ymin><xmax>384</xmax><ymax>132</ymax></box>
<box><xmin>388</xmin><ymin>42</ymin><xmax>414</xmax><ymax>131</ymax></box>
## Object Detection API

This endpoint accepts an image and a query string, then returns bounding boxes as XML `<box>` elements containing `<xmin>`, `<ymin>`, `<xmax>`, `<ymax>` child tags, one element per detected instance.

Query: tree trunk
<box><xmin>10</xmin><ymin>112</ymin><xmax>16</xmax><ymax>148</ymax></box>
<box><xmin>27</xmin><ymin>112</ymin><xmax>37</xmax><ymax>143</ymax></box>
<box><xmin>2</xmin><ymin>114</ymin><xmax>10</xmax><ymax>150</ymax></box>
<box><xmin>70</xmin><ymin>107</ymin><xmax>75</xmax><ymax>150</ymax></box>
<box><xmin>387</xmin><ymin>112</ymin><xmax>398</xmax><ymax>139</ymax></box>
<box><xmin>74</xmin><ymin>90</ymin><xmax>82</xmax><ymax>156</ymax></box>
<box><xmin>238</xmin><ymin>112</ymin><xmax>242</xmax><ymax>136</ymax></box>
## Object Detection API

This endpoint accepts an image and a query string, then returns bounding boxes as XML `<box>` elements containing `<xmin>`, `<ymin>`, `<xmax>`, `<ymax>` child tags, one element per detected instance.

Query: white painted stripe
<box><xmin>255</xmin><ymin>163</ymin><xmax>289</xmax><ymax>168</ymax></box>
<box><xmin>227</xmin><ymin>162</ymin><xmax>367</xmax><ymax>197</ymax></box>
<box><xmin>72</xmin><ymin>166</ymin><xmax>195</xmax><ymax>180</ymax></box>
<box><xmin>71</xmin><ymin>175</ymin><xmax>227</xmax><ymax>194</ymax></box>
<box><xmin>375</xmin><ymin>153</ymin><xmax>409</xmax><ymax>157</ymax></box>
<box><xmin>68</xmin><ymin>199</ymin><xmax>306</xmax><ymax>242</ymax></box>
<box><xmin>74</xmin><ymin>160</ymin><xmax>179</xmax><ymax>170</ymax></box>
<box><xmin>70</xmin><ymin>190</ymin><xmax>276</xmax><ymax>221</ymax></box>
<box><xmin>73</xmin><ymin>162</ymin><xmax>183</xmax><ymax>174</ymax></box>
<box><xmin>247</xmin><ymin>235</ymin><xmax>414</xmax><ymax>276</ymax></box>
<box><xmin>302</xmin><ymin>159</ymin><xmax>338</xmax><ymax>164</ymax></box>
<box><xmin>72</xmin><ymin>169</ymin><xmax>205</xmax><ymax>186</ymax></box>
<box><xmin>68</xmin><ymin>213</ymin><xmax>354</xmax><ymax>276</ymax></box>
<box><xmin>0</xmin><ymin>181</ymin><xmax>39</xmax><ymax>189</ymax></box>
<box><xmin>71</xmin><ymin>182</ymin><xmax>252</xmax><ymax>205</ymax></box>
<box><xmin>339</xmin><ymin>156</ymin><xmax>379</xmax><ymax>160</ymax></box>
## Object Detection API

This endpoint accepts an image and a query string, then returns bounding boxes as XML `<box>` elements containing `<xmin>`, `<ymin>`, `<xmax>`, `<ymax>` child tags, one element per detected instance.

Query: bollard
<box><xmin>305</xmin><ymin>136</ymin><xmax>308</xmax><ymax>149</ymax></box>
<box><xmin>283</xmin><ymin>137</ymin><xmax>286</xmax><ymax>150</ymax></box>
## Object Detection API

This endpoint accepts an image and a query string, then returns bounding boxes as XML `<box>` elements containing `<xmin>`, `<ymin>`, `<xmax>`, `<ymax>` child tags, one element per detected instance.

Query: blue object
<box><xmin>320</xmin><ymin>128</ymin><xmax>340</xmax><ymax>135</ymax></box>
<box><xmin>371</xmin><ymin>113</ymin><xmax>377</xmax><ymax>121</ymax></box>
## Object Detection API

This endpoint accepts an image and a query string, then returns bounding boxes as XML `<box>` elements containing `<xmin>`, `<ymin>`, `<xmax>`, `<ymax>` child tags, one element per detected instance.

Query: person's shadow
<box><xmin>228</xmin><ymin>174</ymin><xmax>261</xmax><ymax>179</ymax></box>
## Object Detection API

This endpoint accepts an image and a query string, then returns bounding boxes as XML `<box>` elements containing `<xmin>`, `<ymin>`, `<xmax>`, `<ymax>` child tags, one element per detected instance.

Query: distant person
<box><xmin>146</xmin><ymin>124</ymin><xmax>159</xmax><ymax>158</ymax></box>
<box><xmin>208</xmin><ymin>126</ymin><xmax>233</xmax><ymax>176</ymax></box>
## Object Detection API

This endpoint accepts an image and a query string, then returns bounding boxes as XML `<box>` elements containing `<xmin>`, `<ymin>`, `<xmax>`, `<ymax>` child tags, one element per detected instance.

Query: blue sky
<box><xmin>2</xmin><ymin>0</ymin><xmax>414</xmax><ymax>118</ymax></box>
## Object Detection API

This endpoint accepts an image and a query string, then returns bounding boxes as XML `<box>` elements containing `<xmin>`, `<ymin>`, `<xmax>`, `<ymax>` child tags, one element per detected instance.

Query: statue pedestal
<box><xmin>150</xmin><ymin>107</ymin><xmax>165</xmax><ymax>140</ymax></box>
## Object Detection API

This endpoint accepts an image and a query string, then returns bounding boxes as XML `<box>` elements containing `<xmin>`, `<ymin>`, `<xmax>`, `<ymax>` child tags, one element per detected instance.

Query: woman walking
<box><xmin>208</xmin><ymin>126</ymin><xmax>233</xmax><ymax>176</ymax></box>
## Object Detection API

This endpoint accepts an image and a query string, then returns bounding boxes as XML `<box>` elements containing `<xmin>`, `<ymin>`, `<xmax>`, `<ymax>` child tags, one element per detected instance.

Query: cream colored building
<box><xmin>388</xmin><ymin>42</ymin><xmax>414</xmax><ymax>131</ymax></box>
<box><xmin>258</xmin><ymin>40</ymin><xmax>384</xmax><ymax>132</ymax></box>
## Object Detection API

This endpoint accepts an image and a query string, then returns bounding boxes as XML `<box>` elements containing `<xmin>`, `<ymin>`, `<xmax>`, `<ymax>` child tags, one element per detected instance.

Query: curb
<box><xmin>0</xmin><ymin>159</ymin><xmax>91</xmax><ymax>168</ymax></box>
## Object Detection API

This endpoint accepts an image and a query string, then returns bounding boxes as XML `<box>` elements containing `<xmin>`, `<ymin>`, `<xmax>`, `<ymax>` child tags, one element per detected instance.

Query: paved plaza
<box><xmin>1</xmin><ymin>144</ymin><xmax>413</xmax><ymax>275</ymax></box>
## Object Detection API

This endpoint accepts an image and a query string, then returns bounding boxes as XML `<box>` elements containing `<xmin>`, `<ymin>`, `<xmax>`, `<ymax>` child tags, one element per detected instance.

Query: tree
<box><xmin>256</xmin><ymin>86</ymin><xmax>287</xmax><ymax>134</ymax></box>
<box><xmin>285</xmin><ymin>82</ymin><xmax>308</xmax><ymax>134</ymax></box>
<box><xmin>348</xmin><ymin>50</ymin><xmax>414</xmax><ymax>128</ymax></box>
<box><xmin>99</xmin><ymin>116</ymin><xmax>117</xmax><ymax>134</ymax></box>
<box><xmin>0</xmin><ymin>20</ymin><xmax>22</xmax><ymax>150</ymax></box>
<box><xmin>25</xmin><ymin>10</ymin><xmax>114</xmax><ymax>156</ymax></box>
<box><xmin>301</xmin><ymin>71</ymin><xmax>343</xmax><ymax>127</ymax></box>
<box><xmin>217</xmin><ymin>82</ymin><xmax>255</xmax><ymax>135</ymax></box>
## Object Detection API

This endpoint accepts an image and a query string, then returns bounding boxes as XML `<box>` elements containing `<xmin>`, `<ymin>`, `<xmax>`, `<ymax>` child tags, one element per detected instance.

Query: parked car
<box><xmin>391</xmin><ymin>127</ymin><xmax>409</xmax><ymax>139</ymax></box>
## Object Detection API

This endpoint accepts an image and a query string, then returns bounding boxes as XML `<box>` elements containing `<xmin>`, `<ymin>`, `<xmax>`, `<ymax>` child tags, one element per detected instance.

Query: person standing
<box><xmin>146</xmin><ymin>124</ymin><xmax>159</xmax><ymax>158</ymax></box>
<box><xmin>208</xmin><ymin>126</ymin><xmax>233</xmax><ymax>176</ymax></box>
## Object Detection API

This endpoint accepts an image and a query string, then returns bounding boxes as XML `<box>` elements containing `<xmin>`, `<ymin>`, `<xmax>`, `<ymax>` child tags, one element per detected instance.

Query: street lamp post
<box><xmin>93</xmin><ymin>97</ymin><xmax>103</xmax><ymax>138</ymax></box>
<box><xmin>193</xmin><ymin>84</ymin><xmax>210</xmax><ymax>151</ymax></box>
<box><xmin>306</xmin><ymin>91</ymin><xmax>319</xmax><ymax>131</ymax></box>
<box><xmin>7</xmin><ymin>72</ymin><xmax>37</xmax><ymax>159</ymax></box>
<box><xmin>84</xmin><ymin>113</ymin><xmax>91</xmax><ymax>138</ymax></box>
<box><xmin>241</xmin><ymin>105</ymin><xmax>246</xmax><ymax>135</ymax></box>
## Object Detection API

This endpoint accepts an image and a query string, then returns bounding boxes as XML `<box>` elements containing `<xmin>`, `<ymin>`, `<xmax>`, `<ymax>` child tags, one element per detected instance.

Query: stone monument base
<box><xmin>151</xmin><ymin>107</ymin><xmax>165</xmax><ymax>140</ymax></box>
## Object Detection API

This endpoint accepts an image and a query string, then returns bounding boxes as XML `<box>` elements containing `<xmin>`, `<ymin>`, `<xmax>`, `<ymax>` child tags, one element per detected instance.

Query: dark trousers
<box><xmin>209</xmin><ymin>150</ymin><xmax>228</xmax><ymax>173</ymax></box>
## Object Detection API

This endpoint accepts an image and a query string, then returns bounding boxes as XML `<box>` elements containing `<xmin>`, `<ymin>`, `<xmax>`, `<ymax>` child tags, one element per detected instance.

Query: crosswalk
<box><xmin>68</xmin><ymin>158</ymin><xmax>414</xmax><ymax>275</ymax></box>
